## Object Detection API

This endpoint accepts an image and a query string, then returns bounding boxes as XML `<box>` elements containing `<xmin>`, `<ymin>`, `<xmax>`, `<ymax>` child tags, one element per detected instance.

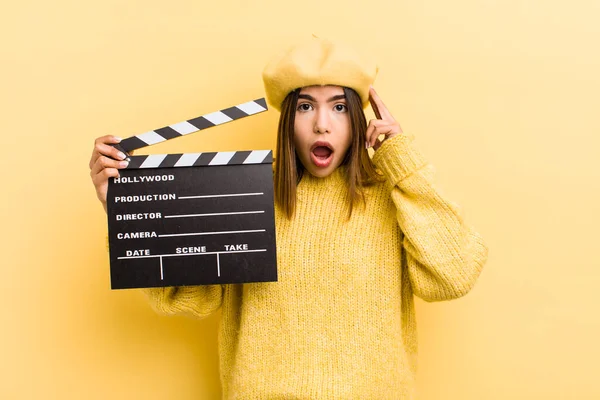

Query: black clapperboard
<box><xmin>107</xmin><ymin>98</ymin><xmax>277</xmax><ymax>289</ymax></box>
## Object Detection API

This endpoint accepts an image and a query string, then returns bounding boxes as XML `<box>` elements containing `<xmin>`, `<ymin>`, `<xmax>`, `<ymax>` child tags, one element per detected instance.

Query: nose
<box><xmin>313</xmin><ymin>108</ymin><xmax>331</xmax><ymax>134</ymax></box>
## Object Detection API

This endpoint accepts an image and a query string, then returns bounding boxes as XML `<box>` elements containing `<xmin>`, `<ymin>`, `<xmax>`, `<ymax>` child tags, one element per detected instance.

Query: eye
<box><xmin>334</xmin><ymin>104</ymin><xmax>348</xmax><ymax>112</ymax></box>
<box><xmin>297</xmin><ymin>103</ymin><xmax>313</xmax><ymax>112</ymax></box>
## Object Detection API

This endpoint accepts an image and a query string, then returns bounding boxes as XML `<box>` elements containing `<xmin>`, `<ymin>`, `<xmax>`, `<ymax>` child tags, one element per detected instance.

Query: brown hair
<box><xmin>274</xmin><ymin>87</ymin><xmax>382</xmax><ymax>219</ymax></box>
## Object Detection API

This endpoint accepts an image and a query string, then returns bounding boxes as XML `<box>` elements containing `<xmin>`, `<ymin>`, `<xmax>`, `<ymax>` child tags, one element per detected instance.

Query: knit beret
<box><xmin>262</xmin><ymin>37</ymin><xmax>378</xmax><ymax>111</ymax></box>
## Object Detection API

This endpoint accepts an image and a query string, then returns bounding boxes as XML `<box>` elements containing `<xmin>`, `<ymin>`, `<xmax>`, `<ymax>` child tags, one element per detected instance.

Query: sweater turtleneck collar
<box><xmin>298</xmin><ymin>166</ymin><xmax>347</xmax><ymax>191</ymax></box>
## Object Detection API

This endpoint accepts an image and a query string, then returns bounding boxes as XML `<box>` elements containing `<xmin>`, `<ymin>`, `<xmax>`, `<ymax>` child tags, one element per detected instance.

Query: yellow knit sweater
<box><xmin>143</xmin><ymin>133</ymin><xmax>489</xmax><ymax>399</ymax></box>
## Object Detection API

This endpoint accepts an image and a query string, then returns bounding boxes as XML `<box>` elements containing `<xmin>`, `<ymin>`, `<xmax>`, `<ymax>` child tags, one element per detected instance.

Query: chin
<box><xmin>308</xmin><ymin>169</ymin><xmax>332</xmax><ymax>178</ymax></box>
<box><xmin>305</xmin><ymin>164</ymin><xmax>338</xmax><ymax>178</ymax></box>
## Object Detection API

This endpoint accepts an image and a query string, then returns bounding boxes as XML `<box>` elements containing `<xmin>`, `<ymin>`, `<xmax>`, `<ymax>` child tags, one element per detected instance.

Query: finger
<box><xmin>92</xmin><ymin>168</ymin><xmax>120</xmax><ymax>205</ymax></box>
<box><xmin>97</xmin><ymin>142</ymin><xmax>128</xmax><ymax>160</ymax></box>
<box><xmin>89</xmin><ymin>142</ymin><xmax>128</xmax><ymax>169</ymax></box>
<box><xmin>365</xmin><ymin>121</ymin><xmax>377</xmax><ymax>148</ymax></box>
<box><xmin>90</xmin><ymin>155</ymin><xmax>129</xmax><ymax>176</ymax></box>
<box><xmin>92</xmin><ymin>167</ymin><xmax>121</xmax><ymax>186</ymax></box>
<box><xmin>370</xmin><ymin>92</ymin><xmax>382</xmax><ymax>120</ymax></box>
<box><xmin>366</xmin><ymin>121</ymin><xmax>385</xmax><ymax>148</ymax></box>
<box><xmin>94</xmin><ymin>135</ymin><xmax>122</xmax><ymax>146</ymax></box>
<box><xmin>90</xmin><ymin>135</ymin><xmax>124</xmax><ymax>168</ymax></box>
<box><xmin>366</xmin><ymin>120</ymin><xmax>397</xmax><ymax>148</ymax></box>
<box><xmin>369</xmin><ymin>86</ymin><xmax>395</xmax><ymax>122</ymax></box>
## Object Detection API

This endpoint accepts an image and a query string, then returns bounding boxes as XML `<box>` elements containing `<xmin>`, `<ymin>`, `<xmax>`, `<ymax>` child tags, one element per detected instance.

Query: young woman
<box><xmin>89</xmin><ymin>38</ymin><xmax>488</xmax><ymax>399</ymax></box>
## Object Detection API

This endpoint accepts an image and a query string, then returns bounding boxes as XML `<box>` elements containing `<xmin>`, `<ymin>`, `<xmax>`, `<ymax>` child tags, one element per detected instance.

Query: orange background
<box><xmin>2</xmin><ymin>1</ymin><xmax>599</xmax><ymax>399</ymax></box>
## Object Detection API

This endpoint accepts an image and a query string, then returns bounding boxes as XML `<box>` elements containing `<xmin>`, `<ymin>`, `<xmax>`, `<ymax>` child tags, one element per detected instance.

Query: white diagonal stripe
<box><xmin>243</xmin><ymin>150</ymin><xmax>271</xmax><ymax>164</ymax></box>
<box><xmin>203</xmin><ymin>111</ymin><xmax>233</xmax><ymax>125</ymax></box>
<box><xmin>137</xmin><ymin>131</ymin><xmax>166</xmax><ymax>145</ymax></box>
<box><xmin>209</xmin><ymin>152</ymin><xmax>236</xmax><ymax>165</ymax></box>
<box><xmin>140</xmin><ymin>154</ymin><xmax>168</xmax><ymax>168</ymax></box>
<box><xmin>174</xmin><ymin>153</ymin><xmax>202</xmax><ymax>167</ymax></box>
<box><xmin>169</xmin><ymin>121</ymin><xmax>198</xmax><ymax>135</ymax></box>
<box><xmin>236</xmin><ymin>100</ymin><xmax>266</xmax><ymax>115</ymax></box>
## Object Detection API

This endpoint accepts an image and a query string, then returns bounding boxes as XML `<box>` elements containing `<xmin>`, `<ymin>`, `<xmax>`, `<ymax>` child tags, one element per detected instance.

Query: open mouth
<box><xmin>310</xmin><ymin>141</ymin><xmax>334</xmax><ymax>168</ymax></box>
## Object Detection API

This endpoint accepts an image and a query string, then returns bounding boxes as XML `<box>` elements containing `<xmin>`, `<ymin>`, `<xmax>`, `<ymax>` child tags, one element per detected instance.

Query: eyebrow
<box><xmin>298</xmin><ymin>94</ymin><xmax>346</xmax><ymax>102</ymax></box>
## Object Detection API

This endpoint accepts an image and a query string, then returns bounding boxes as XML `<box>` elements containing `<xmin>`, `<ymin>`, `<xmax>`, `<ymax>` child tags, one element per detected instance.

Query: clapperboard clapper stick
<box><xmin>106</xmin><ymin>98</ymin><xmax>278</xmax><ymax>289</ymax></box>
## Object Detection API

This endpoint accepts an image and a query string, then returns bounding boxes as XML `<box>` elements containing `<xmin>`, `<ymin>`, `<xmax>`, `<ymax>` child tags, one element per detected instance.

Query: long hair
<box><xmin>274</xmin><ymin>87</ymin><xmax>382</xmax><ymax>219</ymax></box>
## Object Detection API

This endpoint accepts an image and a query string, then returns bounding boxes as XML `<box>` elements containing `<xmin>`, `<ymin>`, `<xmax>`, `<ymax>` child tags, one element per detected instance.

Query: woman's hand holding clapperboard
<box><xmin>89</xmin><ymin>135</ymin><xmax>132</xmax><ymax>213</ymax></box>
<box><xmin>89</xmin><ymin>98</ymin><xmax>267</xmax><ymax>212</ymax></box>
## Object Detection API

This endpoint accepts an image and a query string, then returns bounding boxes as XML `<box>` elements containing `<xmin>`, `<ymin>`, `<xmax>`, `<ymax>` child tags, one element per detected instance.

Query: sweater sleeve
<box><xmin>142</xmin><ymin>285</ymin><xmax>223</xmax><ymax>319</ymax></box>
<box><xmin>372</xmin><ymin>134</ymin><xmax>489</xmax><ymax>302</ymax></box>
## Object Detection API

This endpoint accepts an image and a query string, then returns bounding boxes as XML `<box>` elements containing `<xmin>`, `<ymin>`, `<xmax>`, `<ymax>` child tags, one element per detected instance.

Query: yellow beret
<box><xmin>262</xmin><ymin>37</ymin><xmax>378</xmax><ymax>111</ymax></box>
